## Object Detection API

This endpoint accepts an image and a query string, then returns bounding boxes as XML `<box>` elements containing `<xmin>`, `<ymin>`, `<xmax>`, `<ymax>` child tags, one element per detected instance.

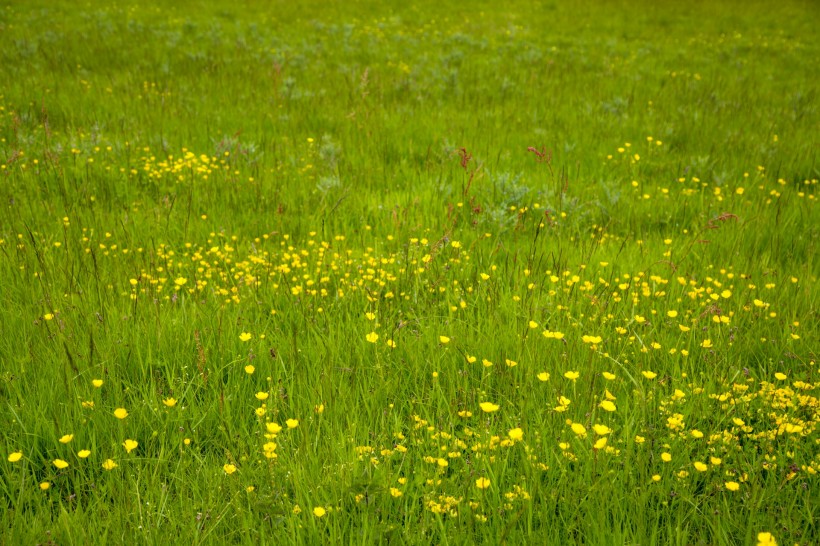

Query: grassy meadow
<box><xmin>1</xmin><ymin>0</ymin><xmax>819</xmax><ymax>543</ymax></box>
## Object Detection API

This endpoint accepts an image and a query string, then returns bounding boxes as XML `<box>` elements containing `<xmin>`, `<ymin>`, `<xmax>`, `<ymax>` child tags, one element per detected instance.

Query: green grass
<box><xmin>0</xmin><ymin>0</ymin><xmax>818</xmax><ymax>544</ymax></box>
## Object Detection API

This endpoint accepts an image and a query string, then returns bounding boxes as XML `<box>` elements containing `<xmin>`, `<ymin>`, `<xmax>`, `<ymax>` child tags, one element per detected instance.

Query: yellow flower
<box><xmin>77</xmin><ymin>450</ymin><xmax>91</xmax><ymax>459</ymax></box>
<box><xmin>244</xmin><ymin>365</ymin><xmax>255</xmax><ymax>374</ymax></box>
<box><xmin>564</xmin><ymin>371</ymin><xmax>580</xmax><ymax>381</ymax></box>
<box><xmin>386</xmin><ymin>339</ymin><xmax>397</xmax><ymax>348</ymax></box>
<box><xmin>365</xmin><ymin>312</ymin><xmax>376</xmax><ymax>320</ymax></box>
<box><xmin>246</xmin><ymin>486</ymin><xmax>256</xmax><ymax>493</ymax></box>
<box><xmin>701</xmin><ymin>339</ymin><xmax>713</xmax><ymax>348</ymax></box>
<box><xmin>757</xmin><ymin>531</ymin><xmax>777</xmax><ymax>546</ymax></box>
<box><xmin>475</xmin><ymin>477</ymin><xmax>491</xmax><ymax>489</ymax></box>
<box><xmin>44</xmin><ymin>313</ymin><xmax>54</xmax><ymax>321</ymax></box>
<box><xmin>641</xmin><ymin>371</ymin><xmax>657</xmax><ymax>379</ymax></box>
<box><xmin>505</xmin><ymin>359</ymin><xmax>517</xmax><ymax>367</ymax></box>
<box><xmin>313</xmin><ymin>506</ymin><xmax>326</xmax><ymax>517</ymax></box>
<box><xmin>102</xmin><ymin>459</ymin><xmax>117</xmax><ymax>471</ymax></box>
<box><xmin>286</xmin><ymin>419</ymin><xmax>299</xmax><ymax>429</ymax></box>
<box><xmin>693</xmin><ymin>462</ymin><xmax>708</xmax><ymax>472</ymax></box>
<box><xmin>223</xmin><ymin>463</ymin><xmax>237</xmax><ymax>475</ymax></box>
<box><xmin>39</xmin><ymin>482</ymin><xmax>50</xmax><ymax>490</ymax></box>
<box><xmin>92</xmin><ymin>379</ymin><xmax>103</xmax><ymax>388</ymax></box>
<box><xmin>479</xmin><ymin>402</ymin><xmax>500</xmax><ymax>413</ymax></box>
<box><xmin>266</xmin><ymin>422</ymin><xmax>283</xmax><ymax>434</ymax></box>
<box><xmin>678</xmin><ymin>324</ymin><xmax>691</xmax><ymax>332</ymax></box>
<box><xmin>113</xmin><ymin>408</ymin><xmax>128</xmax><ymax>419</ymax></box>
<box><xmin>59</xmin><ymin>434</ymin><xmax>74</xmax><ymax>444</ymax></box>
<box><xmin>582</xmin><ymin>335</ymin><xmax>602</xmax><ymax>344</ymax></box>
<box><xmin>651</xmin><ymin>474</ymin><xmax>661</xmax><ymax>482</ymax></box>
<box><xmin>366</xmin><ymin>332</ymin><xmax>379</xmax><ymax>343</ymax></box>
<box><xmin>53</xmin><ymin>459</ymin><xmax>69</xmax><ymax>469</ymax></box>
<box><xmin>123</xmin><ymin>439</ymin><xmax>138</xmax><ymax>453</ymax></box>
<box><xmin>439</xmin><ymin>336</ymin><xmax>450</xmax><ymax>344</ymax></box>
<box><xmin>255</xmin><ymin>392</ymin><xmax>269</xmax><ymax>401</ymax></box>
<box><xmin>774</xmin><ymin>373</ymin><xmax>787</xmax><ymax>380</ymax></box>
<box><xmin>710</xmin><ymin>457</ymin><xmax>722</xmax><ymax>466</ymax></box>
<box><xmin>570</xmin><ymin>423</ymin><xmax>587</xmax><ymax>438</ymax></box>
<box><xmin>661</xmin><ymin>452</ymin><xmax>672</xmax><ymax>462</ymax></box>
<box><xmin>537</xmin><ymin>372</ymin><xmax>550</xmax><ymax>382</ymax></box>
<box><xmin>592</xmin><ymin>424</ymin><xmax>612</xmax><ymax>436</ymax></box>
<box><xmin>162</xmin><ymin>398</ymin><xmax>177</xmax><ymax>407</ymax></box>
<box><xmin>174</xmin><ymin>277</ymin><xmax>187</xmax><ymax>286</ymax></box>
<box><xmin>602</xmin><ymin>372</ymin><xmax>616</xmax><ymax>380</ymax></box>
<box><xmin>667</xmin><ymin>310</ymin><xmax>678</xmax><ymax>318</ymax></box>
<box><xmin>390</xmin><ymin>487</ymin><xmax>403</xmax><ymax>498</ymax></box>
<box><xmin>593</xmin><ymin>437</ymin><xmax>608</xmax><ymax>450</ymax></box>
<box><xmin>599</xmin><ymin>400</ymin><xmax>616</xmax><ymax>412</ymax></box>
<box><xmin>508</xmin><ymin>428</ymin><xmax>523</xmax><ymax>441</ymax></box>
<box><xmin>8</xmin><ymin>452</ymin><xmax>23</xmax><ymax>463</ymax></box>
<box><xmin>239</xmin><ymin>332</ymin><xmax>252</xmax><ymax>342</ymax></box>
<box><xmin>482</xmin><ymin>359</ymin><xmax>493</xmax><ymax>367</ymax></box>
<box><xmin>725</xmin><ymin>481</ymin><xmax>740</xmax><ymax>491</ymax></box>
<box><xmin>528</xmin><ymin>320</ymin><xmax>538</xmax><ymax>329</ymax></box>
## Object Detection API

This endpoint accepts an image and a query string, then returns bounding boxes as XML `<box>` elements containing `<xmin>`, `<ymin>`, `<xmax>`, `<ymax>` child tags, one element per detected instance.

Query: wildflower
<box><xmin>570</xmin><ymin>423</ymin><xmax>587</xmax><ymax>438</ymax></box>
<box><xmin>582</xmin><ymin>335</ymin><xmax>602</xmax><ymax>344</ymax></box>
<box><xmin>286</xmin><ymin>419</ymin><xmax>299</xmax><ymax>429</ymax></box>
<box><xmin>53</xmin><ymin>459</ymin><xmax>69</xmax><ymax>469</ymax></box>
<box><xmin>482</xmin><ymin>359</ymin><xmax>493</xmax><ymax>367</ymax></box>
<box><xmin>44</xmin><ymin>313</ymin><xmax>54</xmax><ymax>321</ymax></box>
<box><xmin>641</xmin><ymin>371</ymin><xmax>657</xmax><ymax>379</ymax></box>
<box><xmin>246</xmin><ymin>486</ymin><xmax>255</xmax><ymax>493</ymax></box>
<box><xmin>593</xmin><ymin>438</ymin><xmax>608</xmax><ymax>449</ymax></box>
<box><xmin>239</xmin><ymin>332</ymin><xmax>252</xmax><ymax>342</ymax></box>
<box><xmin>102</xmin><ymin>459</ymin><xmax>117</xmax><ymax>470</ymax></box>
<box><xmin>244</xmin><ymin>365</ymin><xmax>255</xmax><ymax>374</ymax></box>
<box><xmin>255</xmin><ymin>392</ymin><xmax>269</xmax><ymax>401</ymax></box>
<box><xmin>599</xmin><ymin>400</ymin><xmax>616</xmax><ymax>412</ymax></box>
<box><xmin>113</xmin><ymin>408</ymin><xmax>128</xmax><ymax>419</ymax></box>
<box><xmin>439</xmin><ymin>336</ymin><xmax>450</xmax><ymax>344</ymax></box>
<box><xmin>693</xmin><ymin>462</ymin><xmax>708</xmax><ymax>472</ymax></box>
<box><xmin>475</xmin><ymin>477</ymin><xmax>491</xmax><ymax>489</ymax></box>
<box><xmin>651</xmin><ymin>474</ymin><xmax>661</xmax><ymax>482</ymax></box>
<box><xmin>593</xmin><ymin>424</ymin><xmax>612</xmax><ymax>436</ymax></box>
<box><xmin>667</xmin><ymin>310</ymin><xmax>678</xmax><ymax>318</ymax></box>
<box><xmin>508</xmin><ymin>428</ymin><xmax>524</xmax><ymax>441</ymax></box>
<box><xmin>661</xmin><ymin>452</ymin><xmax>672</xmax><ymax>462</ymax></box>
<box><xmin>123</xmin><ymin>439</ymin><xmax>138</xmax><ymax>453</ymax></box>
<box><xmin>386</xmin><ymin>339</ymin><xmax>397</xmax><ymax>348</ymax></box>
<box><xmin>602</xmin><ymin>372</ymin><xmax>616</xmax><ymax>380</ymax></box>
<box><xmin>725</xmin><ymin>481</ymin><xmax>740</xmax><ymax>491</ymax></box>
<box><xmin>162</xmin><ymin>398</ymin><xmax>177</xmax><ymax>407</ymax></box>
<box><xmin>266</xmin><ymin>422</ymin><xmax>283</xmax><ymax>434</ymax></box>
<box><xmin>92</xmin><ymin>379</ymin><xmax>103</xmax><ymax>388</ymax></box>
<box><xmin>564</xmin><ymin>371</ymin><xmax>579</xmax><ymax>381</ymax></box>
<box><xmin>40</xmin><ymin>482</ymin><xmax>50</xmax><ymax>490</ymax></box>
<box><xmin>479</xmin><ymin>402</ymin><xmax>500</xmax><ymax>413</ymax></box>
<box><xmin>8</xmin><ymin>452</ymin><xmax>23</xmax><ymax>463</ymax></box>
<box><xmin>223</xmin><ymin>464</ymin><xmax>237</xmax><ymax>475</ymax></box>
<box><xmin>174</xmin><ymin>277</ymin><xmax>187</xmax><ymax>286</ymax></box>
<box><xmin>701</xmin><ymin>339</ymin><xmax>713</xmax><ymax>348</ymax></box>
<box><xmin>774</xmin><ymin>373</ymin><xmax>787</xmax><ymax>380</ymax></box>
<box><xmin>77</xmin><ymin>450</ymin><xmax>91</xmax><ymax>458</ymax></box>
<box><xmin>59</xmin><ymin>434</ymin><xmax>74</xmax><ymax>444</ymax></box>
<box><xmin>757</xmin><ymin>532</ymin><xmax>777</xmax><ymax>546</ymax></box>
<box><xmin>710</xmin><ymin>457</ymin><xmax>722</xmax><ymax>466</ymax></box>
<box><xmin>390</xmin><ymin>487</ymin><xmax>403</xmax><ymax>498</ymax></box>
<box><xmin>537</xmin><ymin>372</ymin><xmax>550</xmax><ymax>382</ymax></box>
<box><xmin>505</xmin><ymin>359</ymin><xmax>517</xmax><ymax>367</ymax></box>
<box><xmin>313</xmin><ymin>506</ymin><xmax>326</xmax><ymax>517</ymax></box>
<box><xmin>366</xmin><ymin>332</ymin><xmax>379</xmax><ymax>343</ymax></box>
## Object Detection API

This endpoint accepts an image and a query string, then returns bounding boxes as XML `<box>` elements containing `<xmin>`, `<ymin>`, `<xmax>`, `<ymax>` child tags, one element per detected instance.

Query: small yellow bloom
<box><xmin>479</xmin><ymin>402</ymin><xmax>500</xmax><ymax>413</ymax></box>
<box><xmin>599</xmin><ymin>400</ymin><xmax>616</xmax><ymax>412</ymax></box>
<box><xmin>564</xmin><ymin>371</ymin><xmax>579</xmax><ymax>381</ymax></box>
<box><xmin>710</xmin><ymin>456</ymin><xmax>722</xmax><ymax>466</ymax></box>
<box><xmin>641</xmin><ymin>371</ymin><xmax>657</xmax><ymax>379</ymax></box>
<box><xmin>123</xmin><ymin>439</ymin><xmax>138</xmax><ymax>453</ymax></box>
<box><xmin>570</xmin><ymin>423</ymin><xmax>587</xmax><ymax>437</ymax></box>
<box><xmin>667</xmin><ymin>310</ymin><xmax>678</xmax><ymax>318</ymax></box>
<box><xmin>661</xmin><ymin>452</ymin><xmax>672</xmax><ymax>462</ymax></box>
<box><xmin>651</xmin><ymin>474</ymin><xmax>661</xmax><ymax>482</ymax></box>
<box><xmin>162</xmin><ymin>398</ymin><xmax>177</xmax><ymax>407</ymax></box>
<box><xmin>602</xmin><ymin>372</ymin><xmax>616</xmax><ymax>381</ymax></box>
<box><xmin>113</xmin><ymin>408</ymin><xmax>128</xmax><ymax>419</ymax></box>
<box><xmin>592</xmin><ymin>424</ymin><xmax>612</xmax><ymax>436</ymax></box>
<box><xmin>725</xmin><ymin>481</ymin><xmax>740</xmax><ymax>491</ymax></box>
<box><xmin>223</xmin><ymin>463</ymin><xmax>237</xmax><ymax>475</ymax></box>
<box><xmin>439</xmin><ymin>336</ymin><xmax>450</xmax><ymax>344</ymax></box>
<box><xmin>77</xmin><ymin>450</ymin><xmax>91</xmax><ymax>459</ymax></box>
<box><xmin>286</xmin><ymin>419</ymin><xmax>299</xmax><ymax>429</ymax></box>
<box><xmin>255</xmin><ymin>392</ymin><xmax>269</xmax><ymax>401</ymax></box>
<box><xmin>475</xmin><ymin>477</ymin><xmax>491</xmax><ymax>489</ymax></box>
<box><xmin>53</xmin><ymin>459</ymin><xmax>69</xmax><ymax>469</ymax></box>
<box><xmin>756</xmin><ymin>531</ymin><xmax>777</xmax><ymax>546</ymax></box>
<box><xmin>508</xmin><ymin>428</ymin><xmax>524</xmax><ymax>441</ymax></box>
<box><xmin>366</xmin><ymin>332</ymin><xmax>379</xmax><ymax>343</ymax></box>
<box><xmin>593</xmin><ymin>437</ymin><xmax>608</xmax><ymax>450</ymax></box>
<box><xmin>774</xmin><ymin>373</ymin><xmax>787</xmax><ymax>381</ymax></box>
<box><xmin>390</xmin><ymin>487</ymin><xmax>403</xmax><ymax>498</ymax></box>
<box><xmin>239</xmin><ymin>332</ymin><xmax>252</xmax><ymax>342</ymax></box>
<box><xmin>40</xmin><ymin>482</ymin><xmax>50</xmax><ymax>490</ymax></box>
<box><xmin>537</xmin><ymin>372</ymin><xmax>550</xmax><ymax>382</ymax></box>
<box><xmin>701</xmin><ymin>339</ymin><xmax>713</xmax><ymax>348</ymax></box>
<box><xmin>8</xmin><ymin>452</ymin><xmax>23</xmax><ymax>463</ymax></box>
<box><xmin>59</xmin><ymin>434</ymin><xmax>74</xmax><ymax>444</ymax></box>
<box><xmin>693</xmin><ymin>462</ymin><xmax>708</xmax><ymax>472</ymax></box>
<box><xmin>92</xmin><ymin>379</ymin><xmax>103</xmax><ymax>388</ymax></box>
<box><xmin>266</xmin><ymin>422</ymin><xmax>283</xmax><ymax>434</ymax></box>
<box><xmin>244</xmin><ymin>365</ymin><xmax>255</xmax><ymax>374</ymax></box>
<box><xmin>102</xmin><ymin>459</ymin><xmax>117</xmax><ymax>470</ymax></box>
<box><xmin>313</xmin><ymin>506</ymin><xmax>326</xmax><ymax>517</ymax></box>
